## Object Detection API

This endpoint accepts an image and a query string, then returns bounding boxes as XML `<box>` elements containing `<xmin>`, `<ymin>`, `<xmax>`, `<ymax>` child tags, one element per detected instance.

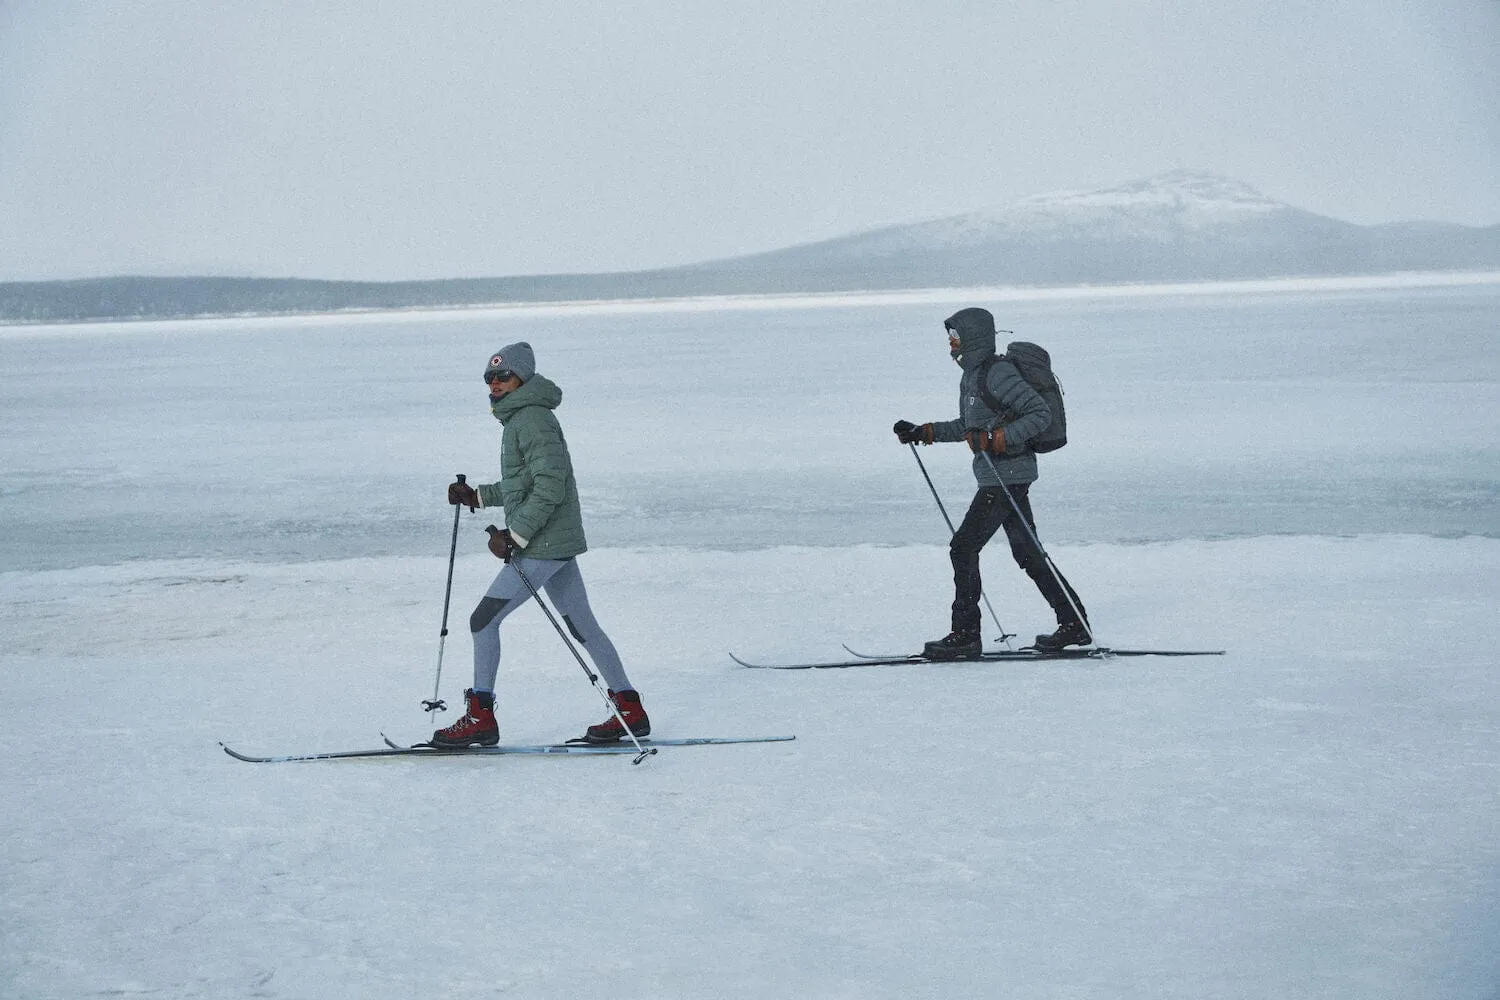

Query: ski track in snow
<box><xmin>2</xmin><ymin>536</ymin><xmax>1498</xmax><ymax>999</ymax></box>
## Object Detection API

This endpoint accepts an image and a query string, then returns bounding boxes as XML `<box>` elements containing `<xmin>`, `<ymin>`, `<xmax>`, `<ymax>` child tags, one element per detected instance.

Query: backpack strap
<box><xmin>976</xmin><ymin>356</ymin><xmax>1005</xmax><ymax>417</ymax></box>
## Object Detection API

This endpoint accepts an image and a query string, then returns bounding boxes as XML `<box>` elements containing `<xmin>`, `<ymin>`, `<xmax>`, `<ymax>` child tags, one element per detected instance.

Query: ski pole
<box><xmin>424</xmin><ymin>474</ymin><xmax>466</xmax><ymax>719</ymax></box>
<box><xmin>485</xmin><ymin>525</ymin><xmax>657</xmax><ymax>765</ymax></box>
<box><xmin>907</xmin><ymin>443</ymin><xmax>1016</xmax><ymax>649</ymax></box>
<box><xmin>977</xmin><ymin>452</ymin><xmax>1095</xmax><ymax>646</ymax></box>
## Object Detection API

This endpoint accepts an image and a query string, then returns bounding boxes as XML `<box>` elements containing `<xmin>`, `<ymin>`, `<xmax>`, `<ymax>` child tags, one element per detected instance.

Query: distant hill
<box><xmin>3</xmin><ymin>170</ymin><xmax>1497</xmax><ymax>323</ymax></box>
<box><xmin>672</xmin><ymin>171</ymin><xmax>1500</xmax><ymax>290</ymax></box>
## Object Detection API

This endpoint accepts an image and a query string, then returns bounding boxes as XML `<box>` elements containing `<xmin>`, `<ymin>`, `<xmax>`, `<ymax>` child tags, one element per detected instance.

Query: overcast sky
<box><xmin>1</xmin><ymin>1</ymin><xmax>1496</xmax><ymax>282</ymax></box>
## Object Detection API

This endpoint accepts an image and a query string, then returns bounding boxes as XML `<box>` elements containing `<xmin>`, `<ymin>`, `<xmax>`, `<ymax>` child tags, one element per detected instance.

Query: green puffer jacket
<box><xmin>474</xmin><ymin>374</ymin><xmax>587</xmax><ymax>560</ymax></box>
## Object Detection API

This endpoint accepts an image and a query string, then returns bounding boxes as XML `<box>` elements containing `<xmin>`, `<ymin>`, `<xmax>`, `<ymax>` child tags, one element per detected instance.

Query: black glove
<box><xmin>484</xmin><ymin>524</ymin><xmax>514</xmax><ymax>562</ymax></box>
<box><xmin>893</xmin><ymin>420</ymin><xmax>932</xmax><ymax>445</ymax></box>
<box><xmin>448</xmin><ymin>480</ymin><xmax>480</xmax><ymax>511</ymax></box>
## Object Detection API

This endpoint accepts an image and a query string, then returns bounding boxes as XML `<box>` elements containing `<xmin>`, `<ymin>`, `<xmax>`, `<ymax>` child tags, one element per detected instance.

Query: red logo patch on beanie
<box><xmin>489</xmin><ymin>355</ymin><xmax>504</xmax><ymax>368</ymax></box>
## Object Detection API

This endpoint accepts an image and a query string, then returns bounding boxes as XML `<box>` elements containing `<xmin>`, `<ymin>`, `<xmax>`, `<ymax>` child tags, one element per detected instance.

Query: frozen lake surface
<box><xmin>2</xmin><ymin>275</ymin><xmax>1498</xmax><ymax>999</ymax></box>
<box><xmin>2</xmin><ymin>274</ymin><xmax>1497</xmax><ymax>572</ymax></box>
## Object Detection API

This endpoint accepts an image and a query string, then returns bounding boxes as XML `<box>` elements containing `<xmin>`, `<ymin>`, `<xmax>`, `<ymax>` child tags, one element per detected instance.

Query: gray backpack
<box><xmin>978</xmin><ymin>342</ymin><xmax>1067</xmax><ymax>453</ymax></box>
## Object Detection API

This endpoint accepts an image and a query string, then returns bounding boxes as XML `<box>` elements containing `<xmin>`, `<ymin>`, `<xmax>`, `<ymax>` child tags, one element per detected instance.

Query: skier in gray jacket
<box><xmin>894</xmin><ymin>307</ymin><xmax>1090</xmax><ymax>658</ymax></box>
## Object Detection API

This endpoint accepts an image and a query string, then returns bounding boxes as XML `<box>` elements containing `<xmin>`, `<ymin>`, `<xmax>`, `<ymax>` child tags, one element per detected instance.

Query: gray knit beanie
<box><xmin>484</xmin><ymin>342</ymin><xmax>536</xmax><ymax>382</ymax></box>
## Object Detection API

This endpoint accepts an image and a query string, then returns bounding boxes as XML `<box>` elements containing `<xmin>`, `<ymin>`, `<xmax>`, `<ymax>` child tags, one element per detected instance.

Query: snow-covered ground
<box><xmin>3</xmin><ymin>275</ymin><xmax>1498</xmax><ymax>998</ymax></box>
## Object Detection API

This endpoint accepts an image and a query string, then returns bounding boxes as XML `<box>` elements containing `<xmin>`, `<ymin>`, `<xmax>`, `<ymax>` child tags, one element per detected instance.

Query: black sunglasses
<box><xmin>484</xmin><ymin>370</ymin><xmax>517</xmax><ymax>384</ymax></box>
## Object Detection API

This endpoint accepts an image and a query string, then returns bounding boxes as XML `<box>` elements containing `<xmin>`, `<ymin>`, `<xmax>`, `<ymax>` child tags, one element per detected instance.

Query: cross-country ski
<box><xmin>220</xmin><ymin>734</ymin><xmax>795</xmax><ymax>764</ymax></box>
<box><xmin>838</xmin><ymin>642</ymin><xmax>1225</xmax><ymax>661</ymax></box>
<box><xmin>221</xmin><ymin>741</ymin><xmax>639</xmax><ymax>763</ymax></box>
<box><xmin>732</xmin><ymin>647</ymin><xmax>1225</xmax><ymax>669</ymax></box>
<box><xmin>381</xmin><ymin>732</ymin><xmax>795</xmax><ymax>752</ymax></box>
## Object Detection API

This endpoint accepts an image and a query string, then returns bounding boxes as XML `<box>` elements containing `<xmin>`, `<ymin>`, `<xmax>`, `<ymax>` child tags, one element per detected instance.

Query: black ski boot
<box><xmin>1033</xmin><ymin>620</ymin><xmax>1092</xmax><ymax>651</ymax></box>
<box><xmin>923</xmin><ymin>629</ymin><xmax>982</xmax><ymax>661</ymax></box>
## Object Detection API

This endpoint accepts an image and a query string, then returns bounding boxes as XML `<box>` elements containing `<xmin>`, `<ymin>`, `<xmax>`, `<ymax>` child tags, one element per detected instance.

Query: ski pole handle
<box><xmin>449</xmin><ymin>473</ymin><xmax>478</xmax><ymax>511</ymax></box>
<box><xmin>484</xmin><ymin>523</ymin><xmax>515</xmax><ymax>562</ymax></box>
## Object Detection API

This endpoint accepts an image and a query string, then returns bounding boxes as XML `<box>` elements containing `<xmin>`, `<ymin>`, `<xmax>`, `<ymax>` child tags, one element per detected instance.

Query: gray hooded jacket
<box><xmin>929</xmin><ymin>307</ymin><xmax>1051</xmax><ymax>486</ymax></box>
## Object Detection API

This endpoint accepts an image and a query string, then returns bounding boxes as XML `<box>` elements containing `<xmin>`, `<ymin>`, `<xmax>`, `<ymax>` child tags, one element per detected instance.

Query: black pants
<box><xmin>949</xmin><ymin>483</ymin><xmax>1086</xmax><ymax>635</ymax></box>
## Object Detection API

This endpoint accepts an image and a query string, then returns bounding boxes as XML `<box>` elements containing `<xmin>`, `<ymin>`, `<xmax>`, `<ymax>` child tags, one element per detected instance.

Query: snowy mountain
<box><xmin>834</xmin><ymin>171</ymin><xmax>1293</xmax><ymax>248</ymax></box>
<box><xmin>675</xmin><ymin>169</ymin><xmax>1500</xmax><ymax>290</ymax></box>
<box><xmin>3</xmin><ymin>171</ymin><xmax>1497</xmax><ymax>321</ymax></box>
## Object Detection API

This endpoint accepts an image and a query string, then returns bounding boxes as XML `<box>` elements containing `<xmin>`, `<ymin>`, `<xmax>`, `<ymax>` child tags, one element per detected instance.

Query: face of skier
<box><xmin>485</xmin><ymin>370</ymin><xmax>521</xmax><ymax>400</ymax></box>
<box><xmin>947</xmin><ymin>327</ymin><xmax>962</xmax><ymax>363</ymax></box>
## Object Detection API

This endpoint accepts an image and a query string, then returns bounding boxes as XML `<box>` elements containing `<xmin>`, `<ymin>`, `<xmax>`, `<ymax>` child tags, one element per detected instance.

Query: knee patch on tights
<box><xmin>562</xmin><ymin>614</ymin><xmax>588</xmax><ymax>644</ymax></box>
<box><xmin>470</xmin><ymin>597</ymin><xmax>509</xmax><ymax>633</ymax></box>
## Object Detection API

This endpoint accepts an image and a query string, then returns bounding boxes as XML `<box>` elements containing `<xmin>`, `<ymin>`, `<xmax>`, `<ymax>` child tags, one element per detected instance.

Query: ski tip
<box><xmin>730</xmin><ymin>652</ymin><xmax>821</xmax><ymax>669</ymax></box>
<box><xmin>219</xmin><ymin>742</ymin><xmax>262</xmax><ymax>762</ymax></box>
<box><xmin>840</xmin><ymin>644</ymin><xmax>903</xmax><ymax>660</ymax></box>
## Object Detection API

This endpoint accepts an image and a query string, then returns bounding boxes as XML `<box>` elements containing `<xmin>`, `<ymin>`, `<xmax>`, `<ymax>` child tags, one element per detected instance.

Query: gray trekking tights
<box><xmin>468</xmin><ymin>556</ymin><xmax>632</xmax><ymax>695</ymax></box>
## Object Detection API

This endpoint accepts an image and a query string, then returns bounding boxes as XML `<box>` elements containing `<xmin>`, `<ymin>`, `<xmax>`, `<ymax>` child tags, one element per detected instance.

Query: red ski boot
<box><xmin>583</xmin><ymin>689</ymin><xmax>651</xmax><ymax>744</ymax></box>
<box><xmin>430</xmin><ymin>689</ymin><xmax>499</xmax><ymax>747</ymax></box>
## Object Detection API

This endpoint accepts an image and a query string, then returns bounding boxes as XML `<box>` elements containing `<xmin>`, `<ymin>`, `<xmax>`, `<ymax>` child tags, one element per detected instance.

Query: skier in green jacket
<box><xmin>435</xmin><ymin>342</ymin><xmax>649</xmax><ymax>746</ymax></box>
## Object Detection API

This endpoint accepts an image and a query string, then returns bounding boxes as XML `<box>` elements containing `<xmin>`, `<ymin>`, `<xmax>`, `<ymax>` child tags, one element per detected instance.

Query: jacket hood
<box><xmin>490</xmin><ymin>372</ymin><xmax>562</xmax><ymax>422</ymax></box>
<box><xmin>945</xmin><ymin>307</ymin><xmax>997</xmax><ymax>371</ymax></box>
